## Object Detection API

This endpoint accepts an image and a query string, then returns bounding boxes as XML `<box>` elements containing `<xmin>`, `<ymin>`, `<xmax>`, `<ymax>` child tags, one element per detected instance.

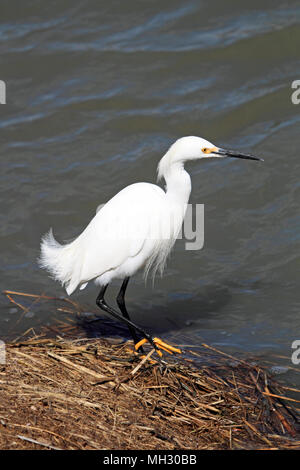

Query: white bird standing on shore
<box><xmin>39</xmin><ymin>136</ymin><xmax>263</xmax><ymax>356</ymax></box>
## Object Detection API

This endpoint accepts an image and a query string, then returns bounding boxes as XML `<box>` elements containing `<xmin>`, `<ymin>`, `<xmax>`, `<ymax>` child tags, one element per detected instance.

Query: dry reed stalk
<box><xmin>1</xmin><ymin>290</ymin><xmax>299</xmax><ymax>450</ymax></box>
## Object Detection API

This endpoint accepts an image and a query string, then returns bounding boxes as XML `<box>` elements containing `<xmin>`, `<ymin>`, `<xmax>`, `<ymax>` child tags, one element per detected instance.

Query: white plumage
<box><xmin>39</xmin><ymin>135</ymin><xmax>262</xmax><ymax>355</ymax></box>
<box><xmin>39</xmin><ymin>136</ymin><xmax>262</xmax><ymax>297</ymax></box>
<box><xmin>40</xmin><ymin>182</ymin><xmax>180</xmax><ymax>295</ymax></box>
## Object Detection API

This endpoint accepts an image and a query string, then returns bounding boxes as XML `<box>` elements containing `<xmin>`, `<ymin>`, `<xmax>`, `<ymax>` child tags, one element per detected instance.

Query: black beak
<box><xmin>216</xmin><ymin>148</ymin><xmax>264</xmax><ymax>162</ymax></box>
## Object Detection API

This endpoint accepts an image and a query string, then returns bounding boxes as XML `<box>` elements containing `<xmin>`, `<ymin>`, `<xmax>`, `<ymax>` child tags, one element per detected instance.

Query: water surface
<box><xmin>0</xmin><ymin>0</ymin><xmax>299</xmax><ymax>386</ymax></box>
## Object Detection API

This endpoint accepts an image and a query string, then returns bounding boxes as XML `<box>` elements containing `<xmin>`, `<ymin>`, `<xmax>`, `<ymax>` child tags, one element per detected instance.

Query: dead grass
<box><xmin>0</xmin><ymin>290</ymin><xmax>299</xmax><ymax>450</ymax></box>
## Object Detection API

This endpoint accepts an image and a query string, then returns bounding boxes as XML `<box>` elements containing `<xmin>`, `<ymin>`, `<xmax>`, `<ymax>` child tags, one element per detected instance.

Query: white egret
<box><xmin>39</xmin><ymin>136</ymin><xmax>263</xmax><ymax>356</ymax></box>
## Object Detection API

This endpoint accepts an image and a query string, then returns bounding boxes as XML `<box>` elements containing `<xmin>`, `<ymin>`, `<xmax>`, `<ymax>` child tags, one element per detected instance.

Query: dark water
<box><xmin>1</xmin><ymin>1</ymin><xmax>299</xmax><ymax>386</ymax></box>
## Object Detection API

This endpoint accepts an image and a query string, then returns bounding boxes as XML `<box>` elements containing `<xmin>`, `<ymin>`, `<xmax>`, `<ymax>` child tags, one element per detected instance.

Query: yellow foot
<box><xmin>124</xmin><ymin>345</ymin><xmax>157</xmax><ymax>363</ymax></box>
<box><xmin>135</xmin><ymin>337</ymin><xmax>182</xmax><ymax>357</ymax></box>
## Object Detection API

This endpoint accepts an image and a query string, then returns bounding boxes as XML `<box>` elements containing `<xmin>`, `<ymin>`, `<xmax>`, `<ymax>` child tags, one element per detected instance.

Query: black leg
<box><xmin>96</xmin><ymin>283</ymin><xmax>155</xmax><ymax>350</ymax></box>
<box><xmin>116</xmin><ymin>277</ymin><xmax>143</xmax><ymax>352</ymax></box>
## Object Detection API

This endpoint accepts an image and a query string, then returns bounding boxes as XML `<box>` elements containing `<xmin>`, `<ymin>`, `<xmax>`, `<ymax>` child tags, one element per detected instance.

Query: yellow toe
<box><xmin>134</xmin><ymin>336</ymin><xmax>181</xmax><ymax>357</ymax></box>
<box><xmin>134</xmin><ymin>338</ymin><xmax>148</xmax><ymax>351</ymax></box>
<box><xmin>153</xmin><ymin>337</ymin><xmax>182</xmax><ymax>355</ymax></box>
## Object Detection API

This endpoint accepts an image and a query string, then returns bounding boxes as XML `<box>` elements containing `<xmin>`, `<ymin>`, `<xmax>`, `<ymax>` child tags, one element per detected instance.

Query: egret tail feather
<box><xmin>38</xmin><ymin>229</ymin><xmax>81</xmax><ymax>295</ymax></box>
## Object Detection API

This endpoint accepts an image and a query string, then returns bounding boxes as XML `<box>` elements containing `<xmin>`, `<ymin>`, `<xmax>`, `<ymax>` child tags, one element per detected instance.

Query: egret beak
<box><xmin>216</xmin><ymin>148</ymin><xmax>264</xmax><ymax>162</ymax></box>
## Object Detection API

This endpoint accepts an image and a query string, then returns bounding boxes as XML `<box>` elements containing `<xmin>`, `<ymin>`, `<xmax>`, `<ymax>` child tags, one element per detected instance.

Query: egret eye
<box><xmin>202</xmin><ymin>147</ymin><xmax>209</xmax><ymax>154</ymax></box>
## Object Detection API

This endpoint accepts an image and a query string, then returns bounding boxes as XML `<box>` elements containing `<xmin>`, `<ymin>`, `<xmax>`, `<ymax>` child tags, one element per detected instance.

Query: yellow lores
<box><xmin>202</xmin><ymin>146</ymin><xmax>218</xmax><ymax>154</ymax></box>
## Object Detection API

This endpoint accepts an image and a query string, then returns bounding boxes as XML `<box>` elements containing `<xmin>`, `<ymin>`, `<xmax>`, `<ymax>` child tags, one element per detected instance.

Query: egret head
<box><xmin>174</xmin><ymin>136</ymin><xmax>263</xmax><ymax>162</ymax></box>
<box><xmin>157</xmin><ymin>136</ymin><xmax>263</xmax><ymax>181</ymax></box>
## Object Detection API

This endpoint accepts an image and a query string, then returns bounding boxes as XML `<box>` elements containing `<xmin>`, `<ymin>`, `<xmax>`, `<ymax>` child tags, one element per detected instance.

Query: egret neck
<box><xmin>163</xmin><ymin>161</ymin><xmax>192</xmax><ymax>205</ymax></box>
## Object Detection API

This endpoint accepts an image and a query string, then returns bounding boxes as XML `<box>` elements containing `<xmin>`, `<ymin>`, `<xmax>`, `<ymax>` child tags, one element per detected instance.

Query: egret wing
<box><xmin>77</xmin><ymin>182</ymin><xmax>166</xmax><ymax>283</ymax></box>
